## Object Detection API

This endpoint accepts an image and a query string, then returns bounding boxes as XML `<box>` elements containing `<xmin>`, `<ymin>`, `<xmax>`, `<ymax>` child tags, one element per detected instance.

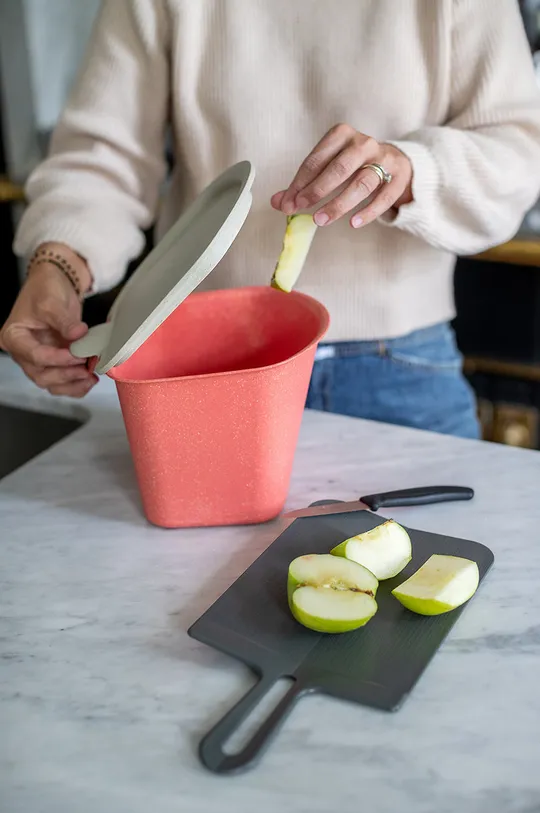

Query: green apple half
<box><xmin>391</xmin><ymin>554</ymin><xmax>479</xmax><ymax>616</ymax></box>
<box><xmin>287</xmin><ymin>553</ymin><xmax>378</xmax><ymax>633</ymax></box>
<box><xmin>330</xmin><ymin>520</ymin><xmax>412</xmax><ymax>580</ymax></box>
<box><xmin>271</xmin><ymin>214</ymin><xmax>318</xmax><ymax>292</ymax></box>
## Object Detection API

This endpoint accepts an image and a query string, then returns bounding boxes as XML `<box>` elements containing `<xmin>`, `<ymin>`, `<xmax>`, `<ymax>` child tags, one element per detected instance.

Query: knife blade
<box><xmin>283</xmin><ymin>485</ymin><xmax>474</xmax><ymax>519</ymax></box>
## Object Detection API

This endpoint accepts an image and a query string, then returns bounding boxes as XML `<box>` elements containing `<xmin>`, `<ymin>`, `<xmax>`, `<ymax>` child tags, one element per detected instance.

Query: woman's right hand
<box><xmin>0</xmin><ymin>262</ymin><xmax>97</xmax><ymax>398</ymax></box>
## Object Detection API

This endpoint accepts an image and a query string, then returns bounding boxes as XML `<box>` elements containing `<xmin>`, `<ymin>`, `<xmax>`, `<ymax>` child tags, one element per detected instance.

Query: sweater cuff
<box><xmin>13</xmin><ymin>215</ymin><xmax>143</xmax><ymax>296</ymax></box>
<box><xmin>378</xmin><ymin>139</ymin><xmax>440</xmax><ymax>231</ymax></box>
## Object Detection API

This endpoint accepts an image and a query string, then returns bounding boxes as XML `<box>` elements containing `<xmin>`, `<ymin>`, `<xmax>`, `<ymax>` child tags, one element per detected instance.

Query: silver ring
<box><xmin>361</xmin><ymin>162</ymin><xmax>393</xmax><ymax>185</ymax></box>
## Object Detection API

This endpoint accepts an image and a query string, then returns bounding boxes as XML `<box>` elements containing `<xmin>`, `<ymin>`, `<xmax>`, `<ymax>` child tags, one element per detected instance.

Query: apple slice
<box><xmin>330</xmin><ymin>520</ymin><xmax>412</xmax><ymax>580</ymax></box>
<box><xmin>271</xmin><ymin>214</ymin><xmax>317</xmax><ymax>292</ymax></box>
<box><xmin>391</xmin><ymin>554</ymin><xmax>479</xmax><ymax>616</ymax></box>
<box><xmin>288</xmin><ymin>553</ymin><xmax>378</xmax><ymax>633</ymax></box>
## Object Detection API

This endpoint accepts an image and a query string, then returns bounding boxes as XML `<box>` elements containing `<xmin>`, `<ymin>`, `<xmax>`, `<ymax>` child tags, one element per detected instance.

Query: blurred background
<box><xmin>2</xmin><ymin>0</ymin><xmax>540</xmax><ymax>448</ymax></box>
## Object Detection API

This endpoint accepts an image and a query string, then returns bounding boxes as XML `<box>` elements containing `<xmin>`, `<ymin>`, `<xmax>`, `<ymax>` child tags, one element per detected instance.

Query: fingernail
<box><xmin>351</xmin><ymin>215</ymin><xmax>363</xmax><ymax>228</ymax></box>
<box><xmin>282</xmin><ymin>200</ymin><xmax>295</xmax><ymax>215</ymax></box>
<box><xmin>295</xmin><ymin>197</ymin><xmax>308</xmax><ymax>210</ymax></box>
<box><xmin>314</xmin><ymin>212</ymin><xmax>329</xmax><ymax>226</ymax></box>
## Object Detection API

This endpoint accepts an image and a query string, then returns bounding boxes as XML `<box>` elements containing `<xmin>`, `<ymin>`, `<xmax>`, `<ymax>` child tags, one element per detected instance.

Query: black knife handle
<box><xmin>360</xmin><ymin>485</ymin><xmax>474</xmax><ymax>511</ymax></box>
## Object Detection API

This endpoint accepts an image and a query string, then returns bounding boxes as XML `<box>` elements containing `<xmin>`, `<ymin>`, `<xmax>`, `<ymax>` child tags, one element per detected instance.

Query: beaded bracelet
<box><xmin>27</xmin><ymin>246</ymin><xmax>86</xmax><ymax>299</ymax></box>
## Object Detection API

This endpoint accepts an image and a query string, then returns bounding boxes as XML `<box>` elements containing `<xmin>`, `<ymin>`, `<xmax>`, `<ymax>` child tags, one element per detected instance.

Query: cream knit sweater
<box><xmin>14</xmin><ymin>0</ymin><xmax>540</xmax><ymax>341</ymax></box>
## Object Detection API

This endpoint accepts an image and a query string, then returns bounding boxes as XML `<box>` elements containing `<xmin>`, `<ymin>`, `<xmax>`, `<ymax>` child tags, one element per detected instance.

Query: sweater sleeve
<box><xmin>380</xmin><ymin>0</ymin><xmax>540</xmax><ymax>255</ymax></box>
<box><xmin>13</xmin><ymin>0</ymin><xmax>169</xmax><ymax>292</ymax></box>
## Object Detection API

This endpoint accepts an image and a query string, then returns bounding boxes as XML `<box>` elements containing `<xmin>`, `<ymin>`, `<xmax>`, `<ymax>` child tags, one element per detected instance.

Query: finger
<box><xmin>64</xmin><ymin>321</ymin><xmax>88</xmax><ymax>342</ymax></box>
<box><xmin>33</xmin><ymin>364</ymin><xmax>94</xmax><ymax>390</ymax></box>
<box><xmin>271</xmin><ymin>190</ymin><xmax>286</xmax><ymax>210</ymax></box>
<box><xmin>48</xmin><ymin>377</ymin><xmax>98</xmax><ymax>399</ymax></box>
<box><xmin>295</xmin><ymin>141</ymin><xmax>378</xmax><ymax>213</ymax></box>
<box><xmin>36</xmin><ymin>299</ymin><xmax>87</xmax><ymax>342</ymax></box>
<box><xmin>350</xmin><ymin>180</ymin><xmax>404</xmax><ymax>228</ymax></box>
<box><xmin>281</xmin><ymin>124</ymin><xmax>354</xmax><ymax>214</ymax></box>
<box><xmin>314</xmin><ymin>164</ymin><xmax>388</xmax><ymax>225</ymax></box>
<box><xmin>2</xmin><ymin>325</ymin><xmax>83</xmax><ymax>368</ymax></box>
<box><xmin>22</xmin><ymin>362</ymin><xmax>87</xmax><ymax>386</ymax></box>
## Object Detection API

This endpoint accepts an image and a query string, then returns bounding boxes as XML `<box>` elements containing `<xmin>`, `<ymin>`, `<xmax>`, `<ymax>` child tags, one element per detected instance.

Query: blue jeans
<box><xmin>306</xmin><ymin>323</ymin><xmax>480</xmax><ymax>439</ymax></box>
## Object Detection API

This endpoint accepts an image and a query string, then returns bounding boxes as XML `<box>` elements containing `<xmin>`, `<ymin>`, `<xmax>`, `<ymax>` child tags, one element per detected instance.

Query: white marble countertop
<box><xmin>1</xmin><ymin>356</ymin><xmax>540</xmax><ymax>813</ymax></box>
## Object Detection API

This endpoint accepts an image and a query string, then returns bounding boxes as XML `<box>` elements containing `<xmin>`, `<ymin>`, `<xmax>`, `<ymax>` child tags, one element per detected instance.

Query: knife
<box><xmin>283</xmin><ymin>485</ymin><xmax>474</xmax><ymax>519</ymax></box>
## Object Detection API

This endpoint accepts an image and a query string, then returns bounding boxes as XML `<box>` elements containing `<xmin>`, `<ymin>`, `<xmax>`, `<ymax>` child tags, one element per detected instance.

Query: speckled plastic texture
<box><xmin>108</xmin><ymin>287</ymin><xmax>330</xmax><ymax>528</ymax></box>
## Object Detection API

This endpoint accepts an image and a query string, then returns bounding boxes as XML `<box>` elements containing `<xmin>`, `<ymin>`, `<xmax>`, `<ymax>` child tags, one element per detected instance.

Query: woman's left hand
<box><xmin>271</xmin><ymin>123</ymin><xmax>413</xmax><ymax>228</ymax></box>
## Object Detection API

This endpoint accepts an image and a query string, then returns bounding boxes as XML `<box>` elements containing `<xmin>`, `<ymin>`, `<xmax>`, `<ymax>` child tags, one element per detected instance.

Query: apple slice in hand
<box><xmin>271</xmin><ymin>214</ymin><xmax>317</xmax><ymax>292</ymax></box>
<box><xmin>331</xmin><ymin>520</ymin><xmax>412</xmax><ymax>580</ymax></box>
<box><xmin>391</xmin><ymin>554</ymin><xmax>479</xmax><ymax>616</ymax></box>
<box><xmin>288</xmin><ymin>553</ymin><xmax>378</xmax><ymax>633</ymax></box>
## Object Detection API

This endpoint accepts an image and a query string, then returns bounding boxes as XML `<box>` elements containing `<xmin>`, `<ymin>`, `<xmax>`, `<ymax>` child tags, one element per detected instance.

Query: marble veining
<box><xmin>1</xmin><ymin>357</ymin><xmax>540</xmax><ymax>813</ymax></box>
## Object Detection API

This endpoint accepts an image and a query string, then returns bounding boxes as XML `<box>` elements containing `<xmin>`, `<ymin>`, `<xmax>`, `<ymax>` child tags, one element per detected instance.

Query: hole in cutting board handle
<box><xmin>222</xmin><ymin>676</ymin><xmax>295</xmax><ymax>755</ymax></box>
<box><xmin>198</xmin><ymin>673</ymin><xmax>304</xmax><ymax>774</ymax></box>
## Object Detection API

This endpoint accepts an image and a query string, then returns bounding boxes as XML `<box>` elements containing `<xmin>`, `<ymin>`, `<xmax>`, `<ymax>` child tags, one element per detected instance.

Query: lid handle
<box><xmin>70</xmin><ymin>322</ymin><xmax>113</xmax><ymax>362</ymax></box>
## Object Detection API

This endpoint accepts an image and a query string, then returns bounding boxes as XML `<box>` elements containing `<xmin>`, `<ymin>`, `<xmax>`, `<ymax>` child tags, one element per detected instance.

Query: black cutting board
<box><xmin>188</xmin><ymin>510</ymin><xmax>494</xmax><ymax>774</ymax></box>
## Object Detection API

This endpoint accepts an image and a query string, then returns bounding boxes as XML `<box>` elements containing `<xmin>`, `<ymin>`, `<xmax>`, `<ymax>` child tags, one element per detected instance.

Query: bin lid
<box><xmin>70</xmin><ymin>161</ymin><xmax>255</xmax><ymax>374</ymax></box>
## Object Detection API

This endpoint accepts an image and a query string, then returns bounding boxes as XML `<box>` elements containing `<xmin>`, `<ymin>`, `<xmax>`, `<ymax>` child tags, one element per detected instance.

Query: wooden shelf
<box><xmin>0</xmin><ymin>176</ymin><xmax>24</xmax><ymax>203</ymax></box>
<box><xmin>471</xmin><ymin>238</ymin><xmax>540</xmax><ymax>267</ymax></box>
<box><xmin>464</xmin><ymin>356</ymin><xmax>540</xmax><ymax>382</ymax></box>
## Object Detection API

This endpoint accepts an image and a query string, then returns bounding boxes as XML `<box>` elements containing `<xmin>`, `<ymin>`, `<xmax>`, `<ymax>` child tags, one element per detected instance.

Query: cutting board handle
<box><xmin>199</xmin><ymin>672</ymin><xmax>303</xmax><ymax>774</ymax></box>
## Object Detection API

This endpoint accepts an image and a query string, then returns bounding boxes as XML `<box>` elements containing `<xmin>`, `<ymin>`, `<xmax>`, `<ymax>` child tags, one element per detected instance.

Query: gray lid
<box><xmin>71</xmin><ymin>161</ymin><xmax>255</xmax><ymax>374</ymax></box>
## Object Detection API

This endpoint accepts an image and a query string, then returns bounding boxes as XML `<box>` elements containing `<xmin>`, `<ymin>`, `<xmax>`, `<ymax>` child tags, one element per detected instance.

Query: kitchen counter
<box><xmin>1</xmin><ymin>356</ymin><xmax>540</xmax><ymax>813</ymax></box>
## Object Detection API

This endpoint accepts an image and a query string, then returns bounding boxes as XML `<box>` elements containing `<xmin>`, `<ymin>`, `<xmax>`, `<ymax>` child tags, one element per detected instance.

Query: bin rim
<box><xmin>108</xmin><ymin>287</ymin><xmax>330</xmax><ymax>385</ymax></box>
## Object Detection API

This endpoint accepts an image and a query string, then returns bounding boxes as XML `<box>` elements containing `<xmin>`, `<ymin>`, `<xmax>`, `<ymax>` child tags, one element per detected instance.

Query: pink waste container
<box><xmin>108</xmin><ymin>287</ymin><xmax>329</xmax><ymax>527</ymax></box>
<box><xmin>71</xmin><ymin>162</ymin><xmax>330</xmax><ymax>527</ymax></box>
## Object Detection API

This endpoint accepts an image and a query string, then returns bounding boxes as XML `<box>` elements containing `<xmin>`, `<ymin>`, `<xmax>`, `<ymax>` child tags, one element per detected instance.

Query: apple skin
<box><xmin>391</xmin><ymin>556</ymin><xmax>480</xmax><ymax>616</ymax></box>
<box><xmin>289</xmin><ymin>587</ymin><xmax>378</xmax><ymax>634</ymax></box>
<box><xmin>287</xmin><ymin>554</ymin><xmax>379</xmax><ymax>633</ymax></box>
<box><xmin>287</xmin><ymin>569</ymin><xmax>302</xmax><ymax>606</ymax></box>
<box><xmin>389</xmin><ymin>593</ymin><xmax>459</xmax><ymax>616</ymax></box>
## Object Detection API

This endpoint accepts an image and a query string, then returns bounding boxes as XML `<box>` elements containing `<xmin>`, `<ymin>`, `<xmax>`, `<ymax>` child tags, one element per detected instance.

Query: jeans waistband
<box><xmin>314</xmin><ymin>322</ymin><xmax>452</xmax><ymax>361</ymax></box>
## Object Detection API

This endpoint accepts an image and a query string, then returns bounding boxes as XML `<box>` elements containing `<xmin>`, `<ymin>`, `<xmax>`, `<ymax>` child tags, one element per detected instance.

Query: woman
<box><xmin>3</xmin><ymin>0</ymin><xmax>540</xmax><ymax>438</ymax></box>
